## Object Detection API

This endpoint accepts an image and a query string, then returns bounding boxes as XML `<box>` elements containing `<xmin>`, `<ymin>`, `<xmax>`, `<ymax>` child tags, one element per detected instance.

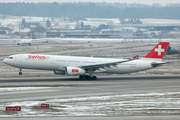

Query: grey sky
<box><xmin>0</xmin><ymin>0</ymin><xmax>180</xmax><ymax>5</ymax></box>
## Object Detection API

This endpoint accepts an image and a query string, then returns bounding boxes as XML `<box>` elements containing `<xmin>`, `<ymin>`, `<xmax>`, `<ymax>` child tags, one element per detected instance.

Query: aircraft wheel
<box><xmin>29</xmin><ymin>43</ymin><xmax>31</xmax><ymax>46</ymax></box>
<box><xmin>87</xmin><ymin>76</ymin><xmax>92</xmax><ymax>80</ymax></box>
<box><xmin>92</xmin><ymin>76</ymin><xmax>97</xmax><ymax>80</ymax></box>
<box><xmin>83</xmin><ymin>76</ymin><xmax>86</xmax><ymax>80</ymax></box>
<box><xmin>19</xmin><ymin>72</ymin><xmax>22</xmax><ymax>75</ymax></box>
<box><xmin>85</xmin><ymin>75</ymin><xmax>89</xmax><ymax>80</ymax></box>
<box><xmin>79</xmin><ymin>75</ymin><xmax>83</xmax><ymax>80</ymax></box>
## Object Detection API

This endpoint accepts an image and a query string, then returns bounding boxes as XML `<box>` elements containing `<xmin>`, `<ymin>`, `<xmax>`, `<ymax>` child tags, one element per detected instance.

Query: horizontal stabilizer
<box><xmin>151</xmin><ymin>62</ymin><xmax>166</xmax><ymax>67</ymax></box>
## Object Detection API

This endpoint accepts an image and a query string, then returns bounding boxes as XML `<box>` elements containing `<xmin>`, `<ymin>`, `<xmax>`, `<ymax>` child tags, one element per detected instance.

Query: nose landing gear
<box><xmin>19</xmin><ymin>68</ymin><xmax>22</xmax><ymax>75</ymax></box>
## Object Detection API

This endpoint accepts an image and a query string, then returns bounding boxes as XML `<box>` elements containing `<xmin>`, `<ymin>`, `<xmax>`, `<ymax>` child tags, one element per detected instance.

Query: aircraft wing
<box><xmin>78</xmin><ymin>59</ymin><xmax>131</xmax><ymax>71</ymax></box>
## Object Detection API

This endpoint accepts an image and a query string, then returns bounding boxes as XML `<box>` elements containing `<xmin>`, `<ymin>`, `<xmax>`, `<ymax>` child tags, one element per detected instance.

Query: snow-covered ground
<box><xmin>0</xmin><ymin>87</ymin><xmax>52</xmax><ymax>92</ymax></box>
<box><xmin>1</xmin><ymin>14</ymin><xmax>180</xmax><ymax>28</ymax></box>
<box><xmin>141</xmin><ymin>18</ymin><xmax>180</xmax><ymax>25</ymax></box>
<box><xmin>0</xmin><ymin>91</ymin><xmax>180</xmax><ymax>117</ymax></box>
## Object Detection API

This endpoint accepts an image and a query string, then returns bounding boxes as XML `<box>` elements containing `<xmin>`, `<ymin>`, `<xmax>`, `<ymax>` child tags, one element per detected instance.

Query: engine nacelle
<box><xmin>65</xmin><ymin>67</ymin><xmax>86</xmax><ymax>75</ymax></box>
<box><xmin>54</xmin><ymin>70</ymin><xmax>65</xmax><ymax>75</ymax></box>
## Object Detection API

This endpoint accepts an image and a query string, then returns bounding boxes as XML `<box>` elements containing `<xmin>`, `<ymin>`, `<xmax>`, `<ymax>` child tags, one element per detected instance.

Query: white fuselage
<box><xmin>3</xmin><ymin>54</ymin><xmax>156</xmax><ymax>74</ymax></box>
<box><xmin>18</xmin><ymin>39</ymin><xmax>32</xmax><ymax>45</ymax></box>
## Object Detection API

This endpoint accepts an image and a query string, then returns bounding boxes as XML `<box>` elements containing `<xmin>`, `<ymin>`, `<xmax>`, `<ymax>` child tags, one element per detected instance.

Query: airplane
<box><xmin>3</xmin><ymin>42</ymin><xmax>169</xmax><ymax>80</ymax></box>
<box><xmin>17</xmin><ymin>33</ymin><xmax>32</xmax><ymax>46</ymax></box>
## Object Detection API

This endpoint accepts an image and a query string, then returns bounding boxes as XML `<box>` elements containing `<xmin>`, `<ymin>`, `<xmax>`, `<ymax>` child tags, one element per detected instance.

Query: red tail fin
<box><xmin>90</xmin><ymin>55</ymin><xmax>94</xmax><ymax>58</ymax></box>
<box><xmin>143</xmin><ymin>42</ymin><xmax>169</xmax><ymax>59</ymax></box>
<box><xmin>30</xmin><ymin>33</ymin><xmax>32</xmax><ymax>39</ymax></box>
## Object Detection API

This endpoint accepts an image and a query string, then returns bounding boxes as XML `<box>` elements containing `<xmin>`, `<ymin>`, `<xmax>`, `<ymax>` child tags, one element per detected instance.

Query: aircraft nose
<box><xmin>3</xmin><ymin>59</ymin><xmax>7</xmax><ymax>63</ymax></box>
<box><xmin>3</xmin><ymin>58</ymin><xmax>9</xmax><ymax>64</ymax></box>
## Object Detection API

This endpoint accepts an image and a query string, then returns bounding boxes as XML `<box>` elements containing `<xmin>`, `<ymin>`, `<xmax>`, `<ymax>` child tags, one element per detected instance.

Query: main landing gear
<box><xmin>19</xmin><ymin>68</ymin><xmax>22</xmax><ymax>75</ymax></box>
<box><xmin>79</xmin><ymin>75</ymin><xmax>97</xmax><ymax>80</ymax></box>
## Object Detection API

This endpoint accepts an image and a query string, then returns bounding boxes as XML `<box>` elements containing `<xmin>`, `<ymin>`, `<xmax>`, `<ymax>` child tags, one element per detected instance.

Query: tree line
<box><xmin>0</xmin><ymin>2</ymin><xmax>180</xmax><ymax>19</ymax></box>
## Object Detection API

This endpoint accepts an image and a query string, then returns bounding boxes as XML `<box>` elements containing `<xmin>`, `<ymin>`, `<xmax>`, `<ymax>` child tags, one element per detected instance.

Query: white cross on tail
<box><xmin>155</xmin><ymin>45</ymin><xmax>164</xmax><ymax>56</ymax></box>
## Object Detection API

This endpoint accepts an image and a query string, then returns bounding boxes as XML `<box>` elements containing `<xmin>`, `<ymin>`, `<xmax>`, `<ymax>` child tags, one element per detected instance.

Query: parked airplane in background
<box><xmin>17</xmin><ymin>33</ymin><xmax>32</xmax><ymax>46</ymax></box>
<box><xmin>3</xmin><ymin>42</ymin><xmax>169</xmax><ymax>80</ymax></box>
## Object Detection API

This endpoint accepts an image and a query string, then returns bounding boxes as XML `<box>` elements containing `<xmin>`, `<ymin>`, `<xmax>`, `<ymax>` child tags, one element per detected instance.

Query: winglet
<box><xmin>133</xmin><ymin>55</ymin><xmax>139</xmax><ymax>59</ymax></box>
<box><xmin>143</xmin><ymin>42</ymin><xmax>169</xmax><ymax>59</ymax></box>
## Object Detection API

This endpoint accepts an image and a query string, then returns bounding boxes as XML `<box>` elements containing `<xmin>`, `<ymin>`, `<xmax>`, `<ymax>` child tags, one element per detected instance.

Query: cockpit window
<box><xmin>7</xmin><ymin>57</ymin><xmax>13</xmax><ymax>59</ymax></box>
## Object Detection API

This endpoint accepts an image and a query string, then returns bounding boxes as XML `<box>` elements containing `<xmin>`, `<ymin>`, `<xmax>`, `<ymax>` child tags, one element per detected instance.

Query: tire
<box><xmin>92</xmin><ymin>76</ymin><xmax>97</xmax><ymax>80</ymax></box>
<box><xmin>79</xmin><ymin>75</ymin><xmax>83</xmax><ymax>80</ymax></box>
<box><xmin>83</xmin><ymin>76</ymin><xmax>86</xmax><ymax>80</ymax></box>
<box><xmin>87</xmin><ymin>76</ymin><xmax>92</xmax><ymax>80</ymax></box>
<box><xmin>19</xmin><ymin>72</ymin><xmax>22</xmax><ymax>75</ymax></box>
<box><xmin>85</xmin><ymin>75</ymin><xmax>89</xmax><ymax>80</ymax></box>
<box><xmin>29</xmin><ymin>43</ymin><xmax>31</xmax><ymax>46</ymax></box>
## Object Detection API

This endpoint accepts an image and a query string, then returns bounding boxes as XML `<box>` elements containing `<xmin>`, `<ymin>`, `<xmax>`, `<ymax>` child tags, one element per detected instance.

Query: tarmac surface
<box><xmin>1</xmin><ymin>75</ymin><xmax>180</xmax><ymax>102</ymax></box>
<box><xmin>1</xmin><ymin>116</ymin><xmax>180</xmax><ymax>120</ymax></box>
<box><xmin>1</xmin><ymin>75</ymin><xmax>180</xmax><ymax>119</ymax></box>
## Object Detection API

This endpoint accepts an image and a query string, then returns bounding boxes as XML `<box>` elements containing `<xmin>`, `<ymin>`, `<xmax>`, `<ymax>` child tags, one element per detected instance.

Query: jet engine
<box><xmin>54</xmin><ymin>70</ymin><xmax>65</xmax><ymax>75</ymax></box>
<box><xmin>65</xmin><ymin>67</ymin><xmax>86</xmax><ymax>75</ymax></box>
